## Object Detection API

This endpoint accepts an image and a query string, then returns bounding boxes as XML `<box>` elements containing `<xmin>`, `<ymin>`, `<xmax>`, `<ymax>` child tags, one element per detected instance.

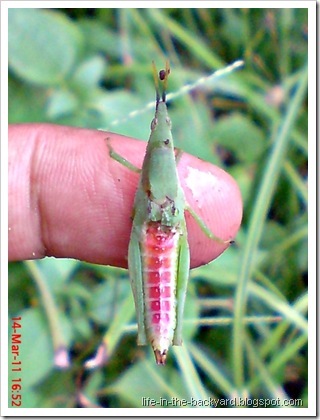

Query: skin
<box><xmin>9</xmin><ymin>123</ymin><xmax>243</xmax><ymax>268</ymax></box>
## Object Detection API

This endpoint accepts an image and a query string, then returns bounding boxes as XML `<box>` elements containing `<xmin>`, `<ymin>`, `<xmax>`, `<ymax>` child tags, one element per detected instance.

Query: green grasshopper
<box><xmin>106</xmin><ymin>62</ymin><xmax>234</xmax><ymax>365</ymax></box>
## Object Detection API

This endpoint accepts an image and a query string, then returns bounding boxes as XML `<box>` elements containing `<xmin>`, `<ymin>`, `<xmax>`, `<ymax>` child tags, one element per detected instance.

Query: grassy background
<box><xmin>8</xmin><ymin>8</ymin><xmax>308</xmax><ymax>408</ymax></box>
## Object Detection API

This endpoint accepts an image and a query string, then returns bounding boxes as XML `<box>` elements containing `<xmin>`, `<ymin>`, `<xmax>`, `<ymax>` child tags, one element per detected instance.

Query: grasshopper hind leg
<box><xmin>128</xmin><ymin>228</ymin><xmax>148</xmax><ymax>346</ymax></box>
<box><xmin>173</xmin><ymin>228</ymin><xmax>190</xmax><ymax>346</ymax></box>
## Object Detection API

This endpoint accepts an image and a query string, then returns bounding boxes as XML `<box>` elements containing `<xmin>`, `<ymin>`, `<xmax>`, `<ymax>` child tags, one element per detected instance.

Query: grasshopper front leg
<box><xmin>106</xmin><ymin>137</ymin><xmax>142</xmax><ymax>174</ymax></box>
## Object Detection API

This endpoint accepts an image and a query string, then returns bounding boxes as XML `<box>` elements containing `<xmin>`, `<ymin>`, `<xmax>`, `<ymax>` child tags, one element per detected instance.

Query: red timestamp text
<box><xmin>10</xmin><ymin>316</ymin><xmax>22</xmax><ymax>407</ymax></box>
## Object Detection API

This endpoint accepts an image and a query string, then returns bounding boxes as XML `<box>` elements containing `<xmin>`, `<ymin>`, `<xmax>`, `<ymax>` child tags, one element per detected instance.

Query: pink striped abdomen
<box><xmin>141</xmin><ymin>221</ymin><xmax>180</xmax><ymax>364</ymax></box>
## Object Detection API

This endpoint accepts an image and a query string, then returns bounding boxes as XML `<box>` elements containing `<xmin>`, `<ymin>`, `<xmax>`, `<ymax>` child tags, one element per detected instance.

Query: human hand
<box><xmin>9</xmin><ymin>123</ymin><xmax>242</xmax><ymax>268</ymax></box>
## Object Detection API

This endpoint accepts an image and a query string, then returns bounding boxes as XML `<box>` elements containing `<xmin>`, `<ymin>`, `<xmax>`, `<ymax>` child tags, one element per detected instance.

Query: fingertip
<box><xmin>177</xmin><ymin>153</ymin><xmax>243</xmax><ymax>268</ymax></box>
<box><xmin>9</xmin><ymin>124</ymin><xmax>145</xmax><ymax>265</ymax></box>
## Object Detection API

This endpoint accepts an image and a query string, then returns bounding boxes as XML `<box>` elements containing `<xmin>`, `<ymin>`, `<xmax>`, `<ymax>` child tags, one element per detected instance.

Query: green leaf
<box><xmin>8</xmin><ymin>77</ymin><xmax>47</xmax><ymax>123</ymax></box>
<box><xmin>72</xmin><ymin>56</ymin><xmax>107</xmax><ymax>88</ymax></box>
<box><xmin>29</xmin><ymin>258</ymin><xmax>77</xmax><ymax>293</ymax></box>
<box><xmin>81</xmin><ymin>370</ymin><xmax>104</xmax><ymax>406</ymax></box>
<box><xmin>89</xmin><ymin>280</ymin><xmax>130</xmax><ymax>326</ymax></box>
<box><xmin>110</xmin><ymin>360</ymin><xmax>181</xmax><ymax>407</ymax></box>
<box><xmin>9</xmin><ymin>9</ymin><xmax>82</xmax><ymax>85</ymax></box>
<box><xmin>79</xmin><ymin>19</ymin><xmax>121</xmax><ymax>58</ymax></box>
<box><xmin>212</xmin><ymin>113</ymin><xmax>266</xmax><ymax>163</ymax></box>
<box><xmin>46</xmin><ymin>89</ymin><xmax>78</xmax><ymax>119</ymax></box>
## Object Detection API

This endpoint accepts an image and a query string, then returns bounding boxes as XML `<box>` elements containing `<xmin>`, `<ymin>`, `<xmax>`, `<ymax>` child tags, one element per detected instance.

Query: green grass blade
<box><xmin>232</xmin><ymin>61</ymin><xmax>308</xmax><ymax>390</ymax></box>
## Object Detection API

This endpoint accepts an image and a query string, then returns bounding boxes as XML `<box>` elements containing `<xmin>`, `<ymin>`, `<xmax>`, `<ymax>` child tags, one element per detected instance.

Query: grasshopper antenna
<box><xmin>152</xmin><ymin>60</ymin><xmax>170</xmax><ymax>108</ymax></box>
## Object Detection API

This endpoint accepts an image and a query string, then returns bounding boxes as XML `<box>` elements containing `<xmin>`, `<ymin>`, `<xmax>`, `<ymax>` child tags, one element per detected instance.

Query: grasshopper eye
<box><xmin>151</xmin><ymin>118</ymin><xmax>157</xmax><ymax>130</ymax></box>
<box><xmin>164</xmin><ymin>139</ymin><xmax>170</xmax><ymax>145</ymax></box>
<box><xmin>159</xmin><ymin>69</ymin><xmax>166</xmax><ymax>80</ymax></box>
<box><xmin>165</xmin><ymin>117</ymin><xmax>172</xmax><ymax>129</ymax></box>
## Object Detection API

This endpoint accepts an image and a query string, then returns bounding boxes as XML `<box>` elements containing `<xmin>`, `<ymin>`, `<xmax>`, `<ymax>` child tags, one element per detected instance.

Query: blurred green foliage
<box><xmin>8</xmin><ymin>8</ymin><xmax>308</xmax><ymax>409</ymax></box>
